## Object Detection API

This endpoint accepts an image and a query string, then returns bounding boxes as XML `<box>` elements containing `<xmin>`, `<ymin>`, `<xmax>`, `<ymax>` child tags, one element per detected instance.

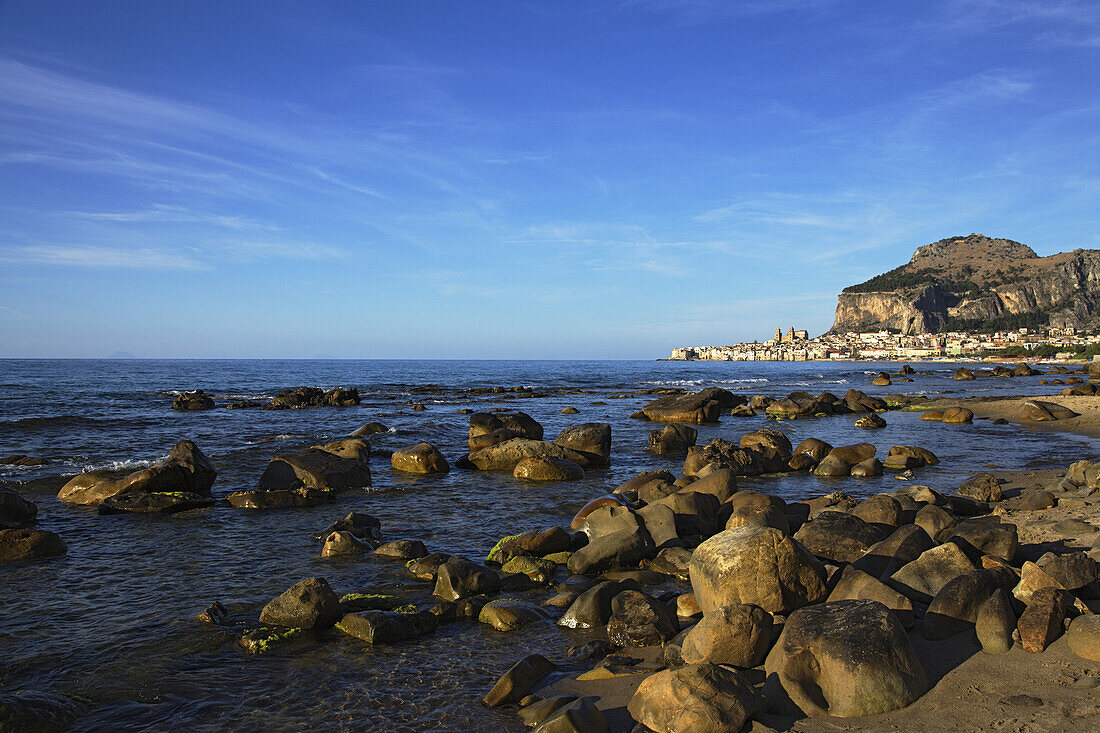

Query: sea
<box><xmin>1</xmin><ymin>358</ymin><xmax>1097</xmax><ymax>731</ymax></box>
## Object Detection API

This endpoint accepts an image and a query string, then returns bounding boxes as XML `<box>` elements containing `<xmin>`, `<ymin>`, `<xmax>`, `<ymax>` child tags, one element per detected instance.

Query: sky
<box><xmin>1</xmin><ymin>0</ymin><xmax>1099</xmax><ymax>358</ymax></box>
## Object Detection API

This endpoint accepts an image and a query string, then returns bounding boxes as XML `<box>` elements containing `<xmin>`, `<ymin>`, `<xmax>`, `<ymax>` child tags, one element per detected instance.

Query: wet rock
<box><xmin>889</xmin><ymin>542</ymin><xmax>977</xmax><ymax>603</ymax></box>
<box><xmin>683</xmin><ymin>468</ymin><xmax>738</xmax><ymax>502</ymax></box>
<box><xmin>469</xmin><ymin>411</ymin><xmax>544</xmax><ymax>442</ymax></box>
<box><xmin>391</xmin><ymin>442</ymin><xmax>449</xmax><ymax>474</ymax></box>
<box><xmin>0</xmin><ymin>488</ymin><xmax>37</xmax><ymax>529</ymax></box>
<box><xmin>638</xmin><ymin>390</ymin><xmax>724</xmax><ymax>424</ymax></box>
<box><xmin>0</xmin><ymin>528</ymin><xmax>67</xmax><ymax>564</ymax></box>
<box><xmin>681</xmin><ymin>602</ymin><xmax>772</xmax><ymax>666</ymax></box>
<box><xmin>888</xmin><ymin>445</ymin><xmax>939</xmax><ymax>467</ymax></box>
<box><xmin>373</xmin><ymin>539</ymin><xmax>429</xmax><ymax>560</ymax></box>
<box><xmin>566</xmin><ymin>528</ymin><xmax>654</xmax><ymax>575</ymax></box>
<box><xmin>264</xmin><ymin>386</ymin><xmax>360</xmax><ymax>409</ymax></box>
<box><xmin>856</xmin><ymin>412</ymin><xmax>887</xmax><ymax>428</ymax></box>
<box><xmin>942</xmin><ymin>406</ymin><xmax>974</xmax><ymax>424</ymax></box>
<box><xmin>518</xmin><ymin>695</ymin><xmax>578</xmax><ymax>727</ymax></box>
<box><xmin>513</xmin><ymin>456</ymin><xmax>584</xmax><ymax>481</ymax></box>
<box><xmin>0</xmin><ymin>454</ymin><xmax>47</xmax><ymax>467</ymax></box>
<box><xmin>468</xmin><ymin>439</ymin><xmax>598</xmax><ymax>472</ymax></box>
<box><xmin>557</xmin><ymin>580</ymin><xmax>640</xmax><ymax>629</ymax></box>
<box><xmin>850</xmin><ymin>457</ymin><xmax>883</xmax><ymax>477</ymax></box>
<box><xmin>312</xmin><ymin>512</ymin><xmax>382</xmax><ymax>544</ymax></box>
<box><xmin>58</xmin><ymin>439</ymin><xmax>217</xmax><ymax>505</ymax></box>
<box><xmin>554</xmin><ymin>423</ymin><xmax>611</xmax><ymax>467</ymax></box>
<box><xmin>172</xmin><ymin>390</ymin><xmax>215</xmax><ymax>410</ymax></box>
<box><xmin>954</xmin><ymin>367</ymin><xmax>975</xmax><ymax>380</ymax></box>
<box><xmin>765</xmin><ymin>599</ymin><xmax>928</xmax><ymax>717</ymax></box>
<box><xmin>827</xmin><ymin>442</ymin><xmax>876</xmax><ymax>464</ymax></box>
<box><xmin>483</xmin><ymin>654</ymin><xmax>555</xmax><ymax>707</ymax></box>
<box><xmin>577</xmin><ymin>504</ymin><xmax>644</xmax><ymax>539</ymax></box>
<box><xmin>725</xmin><ymin>499</ymin><xmax>789</xmax><ymax>535</ymax></box>
<box><xmin>350</xmin><ymin>422</ymin><xmax>388</xmax><ymax>436</ymax></box>
<box><xmin>339</xmin><ymin>593</ymin><xmax>409</xmax><ymax>612</ymax></box>
<box><xmin>532</xmin><ymin>697</ymin><xmax>609</xmax><ymax>733</ymax></box>
<box><xmin>433</xmin><ymin>558</ymin><xmax>500</xmax><ymax>601</ymax></box>
<box><xmin>958</xmin><ymin>473</ymin><xmax>1003</xmax><ymax>502</ymax></box>
<box><xmin>226</xmin><ymin>488</ymin><xmax>326</xmax><ymax>509</ymax></box>
<box><xmin>1067</xmin><ymin>614</ymin><xmax>1100</xmax><ymax>661</ymax></box>
<box><xmin>606</xmin><ymin>590</ymin><xmax>678</xmax><ymax>647</ymax></box>
<box><xmin>628</xmin><ymin>663</ymin><xmax>763</xmax><ymax>733</ymax></box>
<box><xmin>813</xmin><ymin>454</ymin><xmax>850</xmax><ymax>477</ymax></box>
<box><xmin>479</xmin><ymin>599</ymin><xmax>548</xmax><ymax>631</ymax></box>
<box><xmin>647</xmin><ymin>546</ymin><xmax>692</xmax><ymax>581</ymax></box>
<box><xmin>793</xmin><ymin>511</ymin><xmax>885</xmax><ymax>565</ymax></box>
<box><xmin>197</xmin><ymin>600</ymin><xmax>229</xmax><ymax>625</ymax></box>
<box><xmin>257</xmin><ymin>439</ymin><xmax>371</xmax><ymax>492</ymax></box>
<box><xmin>975</xmin><ymin>588</ymin><xmax>1016</xmax><ymax>654</ymax></box>
<box><xmin>259</xmin><ymin>577</ymin><xmax>341</xmax><ymax>629</ymax></box>
<box><xmin>321</xmin><ymin>530</ymin><xmax>367</xmax><ymax>558</ymax></box>
<box><xmin>647</xmin><ymin>423</ymin><xmax>698</xmax><ymax>454</ymax></box>
<box><xmin>1020</xmin><ymin>400</ymin><xmax>1079</xmax><ymax>421</ymax></box>
<box><xmin>569</xmin><ymin>495</ymin><xmax>631</xmax><ymax>530</ymax></box>
<box><xmin>1018</xmin><ymin>587</ymin><xmax>1074</xmax><ymax>652</ymax></box>
<box><xmin>689</xmin><ymin>526</ymin><xmax>827</xmax><ymax>614</ymax></box>
<box><xmin>335</xmin><ymin>609</ymin><xmax>437</xmax><ymax>644</ymax></box>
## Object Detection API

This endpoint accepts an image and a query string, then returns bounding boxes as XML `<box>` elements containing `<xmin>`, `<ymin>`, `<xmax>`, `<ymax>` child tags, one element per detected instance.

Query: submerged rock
<box><xmin>483</xmin><ymin>654</ymin><xmax>555</xmax><ymax>707</ymax></box>
<box><xmin>0</xmin><ymin>488</ymin><xmax>37</xmax><ymax>529</ymax></box>
<box><xmin>0</xmin><ymin>528</ymin><xmax>67</xmax><ymax>564</ymax></box>
<box><xmin>58</xmin><ymin>440</ymin><xmax>217</xmax><ymax>506</ymax></box>
<box><xmin>259</xmin><ymin>577</ymin><xmax>341</xmax><ymax>629</ymax></box>
<box><xmin>335</xmin><ymin>609</ymin><xmax>437</xmax><ymax>645</ymax></box>
<box><xmin>258</xmin><ymin>439</ymin><xmax>372</xmax><ymax>492</ymax></box>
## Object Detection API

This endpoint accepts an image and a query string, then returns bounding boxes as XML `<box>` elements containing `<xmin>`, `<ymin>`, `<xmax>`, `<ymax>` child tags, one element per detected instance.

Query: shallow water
<box><xmin>1</xmin><ymin>359</ymin><xmax>1096</xmax><ymax>731</ymax></box>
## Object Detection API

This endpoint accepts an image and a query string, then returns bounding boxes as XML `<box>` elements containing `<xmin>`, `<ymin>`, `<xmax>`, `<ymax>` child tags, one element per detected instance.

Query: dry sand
<box><xmin>533</xmin><ymin>397</ymin><xmax>1100</xmax><ymax>732</ymax></box>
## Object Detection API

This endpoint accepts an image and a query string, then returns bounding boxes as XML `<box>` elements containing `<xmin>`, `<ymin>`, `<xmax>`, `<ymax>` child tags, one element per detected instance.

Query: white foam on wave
<box><xmin>69</xmin><ymin>457</ymin><xmax>159</xmax><ymax>474</ymax></box>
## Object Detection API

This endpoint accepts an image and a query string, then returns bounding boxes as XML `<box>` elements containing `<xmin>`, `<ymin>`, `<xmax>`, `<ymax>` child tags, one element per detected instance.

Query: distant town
<box><xmin>668</xmin><ymin>325</ymin><xmax>1100</xmax><ymax>361</ymax></box>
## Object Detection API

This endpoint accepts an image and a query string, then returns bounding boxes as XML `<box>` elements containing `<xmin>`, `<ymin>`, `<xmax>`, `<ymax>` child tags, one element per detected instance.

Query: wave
<box><xmin>68</xmin><ymin>457</ymin><xmax>159</xmax><ymax>474</ymax></box>
<box><xmin>0</xmin><ymin>415</ymin><xmax>118</xmax><ymax>430</ymax></box>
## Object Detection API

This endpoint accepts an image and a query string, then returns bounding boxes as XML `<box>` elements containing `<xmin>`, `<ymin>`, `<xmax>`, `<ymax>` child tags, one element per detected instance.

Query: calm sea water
<box><xmin>1</xmin><ymin>359</ymin><xmax>1096</xmax><ymax>731</ymax></box>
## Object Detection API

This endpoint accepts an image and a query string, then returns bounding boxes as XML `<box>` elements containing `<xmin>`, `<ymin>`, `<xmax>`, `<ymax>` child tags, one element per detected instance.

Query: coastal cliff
<box><xmin>830</xmin><ymin>234</ymin><xmax>1100</xmax><ymax>334</ymax></box>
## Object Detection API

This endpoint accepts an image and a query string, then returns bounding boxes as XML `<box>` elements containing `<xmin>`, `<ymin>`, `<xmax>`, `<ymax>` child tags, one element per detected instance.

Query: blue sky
<box><xmin>1</xmin><ymin>0</ymin><xmax>1098</xmax><ymax>358</ymax></box>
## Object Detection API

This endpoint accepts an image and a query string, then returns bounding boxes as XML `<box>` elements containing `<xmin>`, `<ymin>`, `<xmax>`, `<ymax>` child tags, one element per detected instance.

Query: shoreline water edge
<box><xmin>1</xmin><ymin>358</ymin><xmax>1098</xmax><ymax>732</ymax></box>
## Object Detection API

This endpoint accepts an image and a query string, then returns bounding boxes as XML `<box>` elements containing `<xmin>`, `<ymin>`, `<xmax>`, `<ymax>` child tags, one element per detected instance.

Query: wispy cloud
<box><xmin>0</xmin><ymin>244</ymin><xmax>206</xmax><ymax>270</ymax></box>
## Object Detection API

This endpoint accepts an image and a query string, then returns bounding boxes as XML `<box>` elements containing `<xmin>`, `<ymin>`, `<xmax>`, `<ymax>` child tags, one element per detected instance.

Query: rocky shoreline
<box><xmin>2</xmin><ymin>371</ymin><xmax>1099</xmax><ymax>732</ymax></box>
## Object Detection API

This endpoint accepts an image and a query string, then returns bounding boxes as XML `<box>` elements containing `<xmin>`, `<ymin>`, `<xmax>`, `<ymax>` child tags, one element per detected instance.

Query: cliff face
<box><xmin>829</xmin><ymin>235</ymin><xmax>1100</xmax><ymax>334</ymax></box>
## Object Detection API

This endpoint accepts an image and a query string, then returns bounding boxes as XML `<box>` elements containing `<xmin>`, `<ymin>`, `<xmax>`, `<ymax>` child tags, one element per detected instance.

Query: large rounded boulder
<box><xmin>628</xmin><ymin>663</ymin><xmax>764</xmax><ymax>733</ymax></box>
<box><xmin>554</xmin><ymin>423</ymin><xmax>611</xmax><ymax>467</ymax></box>
<box><xmin>391</xmin><ymin>442</ymin><xmax>449</xmax><ymax>474</ymax></box>
<box><xmin>689</xmin><ymin>526</ymin><xmax>827</xmax><ymax>615</ymax></box>
<box><xmin>58</xmin><ymin>440</ymin><xmax>217</xmax><ymax>505</ymax></box>
<box><xmin>764</xmin><ymin>599</ymin><xmax>929</xmax><ymax>717</ymax></box>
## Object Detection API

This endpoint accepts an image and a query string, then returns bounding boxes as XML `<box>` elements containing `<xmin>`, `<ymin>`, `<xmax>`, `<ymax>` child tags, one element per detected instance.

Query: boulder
<box><xmin>888</xmin><ymin>445</ymin><xmax>939</xmax><ymax>466</ymax></box>
<box><xmin>557</xmin><ymin>580</ymin><xmax>641</xmax><ymax>629</ymax></box>
<box><xmin>851</xmin><ymin>524</ymin><xmax>934</xmax><ymax>580</ymax></box>
<box><xmin>851</xmin><ymin>495</ymin><xmax>903</xmax><ymax>528</ymax></box>
<box><xmin>639</xmin><ymin>391</ymin><xmax>723</xmax><ymax>424</ymax></box>
<box><xmin>336</xmin><ymin>609</ymin><xmax>437</xmax><ymax>644</ymax></box>
<box><xmin>681</xmin><ymin>603</ymin><xmax>772</xmax><ymax>667</ymax></box>
<box><xmin>350</xmin><ymin>422</ymin><xmax>388</xmax><ymax>436</ymax></box>
<box><xmin>490</xmin><ymin>527</ymin><xmax>572</xmax><ymax>563</ymax></box>
<box><xmin>171</xmin><ymin>390</ymin><xmax>214</xmax><ymax>410</ymax></box>
<box><xmin>554</xmin><ymin>423</ymin><xmax>611</xmax><ymax>466</ymax></box>
<box><xmin>647</xmin><ymin>423</ymin><xmax>697</xmax><ymax>454</ymax></box>
<box><xmin>689</xmin><ymin>526</ymin><xmax>827</xmax><ymax>614</ymax></box>
<box><xmin>312</xmin><ymin>512</ymin><xmax>382</xmax><ymax>544</ymax></box>
<box><xmin>889</xmin><ymin>543</ymin><xmax>977</xmax><ymax>603</ymax></box>
<box><xmin>920</xmin><ymin>569</ymin><xmax>1009</xmax><ymax>640</ymax></box>
<box><xmin>259</xmin><ymin>577</ymin><xmax>341</xmax><ymax>628</ymax></box>
<box><xmin>513</xmin><ymin>456</ymin><xmax>584</xmax><ymax>481</ymax></box>
<box><xmin>391</xmin><ymin>443</ymin><xmax>449</xmax><ymax>474</ymax></box>
<box><xmin>764</xmin><ymin>600</ymin><xmax>928</xmax><ymax>717</ymax></box>
<box><xmin>827</xmin><ymin>443</ymin><xmax>876</xmax><ymax>464</ymax></box>
<box><xmin>532</xmin><ymin>697</ymin><xmax>609</xmax><ymax>733</ymax></box>
<box><xmin>566</xmin><ymin>528</ymin><xmax>654</xmax><ymax>575</ymax></box>
<box><xmin>569</xmin><ymin>496</ymin><xmax>631</xmax><ymax>529</ymax></box>
<box><xmin>845</xmin><ymin>389</ymin><xmax>887</xmax><ymax>412</ymax></box>
<box><xmin>0</xmin><ymin>528</ymin><xmax>67</xmax><ymax>564</ymax></box>
<box><xmin>373</xmin><ymin>539</ymin><xmax>429</xmax><ymax>560</ymax></box>
<box><xmin>264</xmin><ymin>386</ymin><xmax>360</xmax><ymax>409</ymax></box>
<box><xmin>975</xmin><ymin>588</ymin><xmax>1016</xmax><ymax>654</ymax></box>
<box><xmin>793</xmin><ymin>511</ymin><xmax>885</xmax><ymax>565</ymax></box>
<box><xmin>321</xmin><ymin>531</ymin><xmax>367</xmax><ymax>558</ymax></box>
<box><xmin>856</xmin><ymin>413</ymin><xmax>887</xmax><ymax>429</ymax></box>
<box><xmin>919</xmin><ymin>411</ymin><xmax>944</xmax><ymax>422</ymax></box>
<box><xmin>628</xmin><ymin>663</ymin><xmax>763</xmax><ymax>733</ymax></box>
<box><xmin>606</xmin><ymin>590</ymin><xmax>678</xmax><ymax>647</ymax></box>
<box><xmin>739</xmin><ymin>428</ymin><xmax>792</xmax><ymax>459</ymax></box>
<box><xmin>433</xmin><ymin>558</ymin><xmax>500</xmax><ymax>601</ymax></box>
<box><xmin>470</xmin><ymin>411</ymin><xmax>544</xmax><ymax>441</ymax></box>
<box><xmin>942</xmin><ymin>407</ymin><xmax>974</xmax><ymax>424</ymax></box>
<box><xmin>914</xmin><ymin>504</ymin><xmax>957</xmax><ymax>542</ymax></box>
<box><xmin>827</xmin><ymin>566</ymin><xmax>914</xmax><ymax>628</ymax></box>
<box><xmin>98</xmin><ymin>491</ymin><xmax>215</xmax><ymax>514</ymax></box>
<box><xmin>944</xmin><ymin>520</ymin><xmax>1017</xmax><ymax>562</ymax></box>
<box><xmin>578</xmin><ymin>505</ymin><xmax>644</xmax><ymax>540</ymax></box>
<box><xmin>954</xmin><ymin>368</ymin><xmax>975</xmax><ymax>380</ymax></box>
<box><xmin>958</xmin><ymin>473</ymin><xmax>1003</xmax><ymax>502</ymax></box>
<box><xmin>1036</xmin><ymin>551</ymin><xmax>1098</xmax><ymax>592</ymax></box>
<box><xmin>850</xmin><ymin>457</ymin><xmax>883</xmax><ymax>477</ymax></box>
<box><xmin>483</xmin><ymin>654</ymin><xmax>555</xmax><ymax>707</ymax></box>
<box><xmin>813</xmin><ymin>455</ymin><xmax>850</xmax><ymax>477</ymax></box>
<box><xmin>1018</xmin><ymin>587</ymin><xmax>1074</xmax><ymax>653</ymax></box>
<box><xmin>1066</xmin><ymin>614</ymin><xmax>1100</xmax><ymax>661</ymax></box>
<box><xmin>1020</xmin><ymin>400</ymin><xmax>1079</xmax><ymax>421</ymax></box>
<box><xmin>0</xmin><ymin>489</ymin><xmax>38</xmax><ymax>529</ymax></box>
<box><xmin>58</xmin><ymin>439</ymin><xmax>217</xmax><ymax>505</ymax></box>
<box><xmin>479</xmin><ymin>599</ymin><xmax>548</xmax><ymax>632</ymax></box>
<box><xmin>793</xmin><ymin>437</ymin><xmax>832</xmax><ymax>461</ymax></box>
<box><xmin>226</xmin><ymin>488</ymin><xmax>324</xmax><ymax>509</ymax></box>
<box><xmin>258</xmin><ymin>439</ymin><xmax>371</xmax><ymax>492</ymax></box>
<box><xmin>468</xmin><ymin>439</ymin><xmax>598</xmax><ymax>472</ymax></box>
